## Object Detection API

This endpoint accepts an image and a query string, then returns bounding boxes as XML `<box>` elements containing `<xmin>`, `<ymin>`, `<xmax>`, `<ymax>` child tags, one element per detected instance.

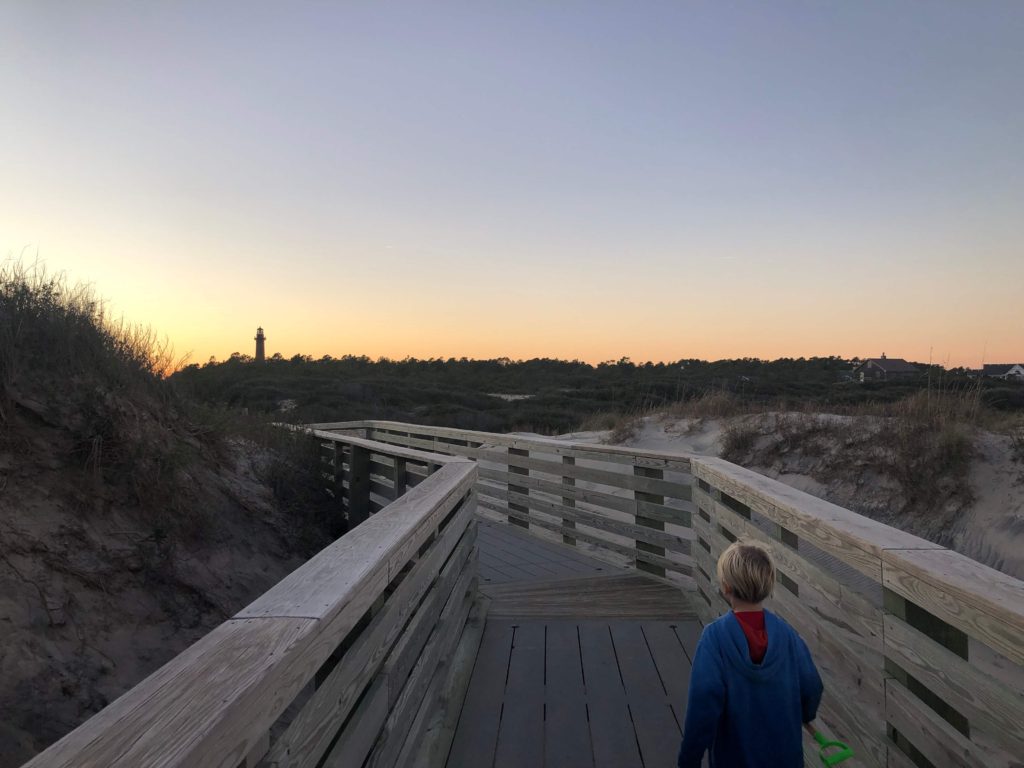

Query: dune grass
<box><xmin>0</xmin><ymin>260</ymin><xmax>334</xmax><ymax>549</ymax></box>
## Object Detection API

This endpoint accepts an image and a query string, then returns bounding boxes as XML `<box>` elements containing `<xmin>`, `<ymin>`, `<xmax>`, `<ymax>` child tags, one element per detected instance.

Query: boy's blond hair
<box><xmin>716</xmin><ymin>540</ymin><xmax>775</xmax><ymax>603</ymax></box>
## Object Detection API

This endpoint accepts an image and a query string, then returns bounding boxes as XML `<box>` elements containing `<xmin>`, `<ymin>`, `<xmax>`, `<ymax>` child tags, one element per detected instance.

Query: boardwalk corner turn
<box><xmin>23</xmin><ymin>420</ymin><xmax>1024</xmax><ymax>768</ymax></box>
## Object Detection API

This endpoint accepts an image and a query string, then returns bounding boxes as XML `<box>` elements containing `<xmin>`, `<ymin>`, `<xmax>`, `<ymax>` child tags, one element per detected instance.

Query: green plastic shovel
<box><xmin>804</xmin><ymin>723</ymin><xmax>854</xmax><ymax>766</ymax></box>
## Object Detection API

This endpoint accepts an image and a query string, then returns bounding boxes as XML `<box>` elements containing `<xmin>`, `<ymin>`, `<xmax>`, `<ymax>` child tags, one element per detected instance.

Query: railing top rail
<box><xmin>308</xmin><ymin>419</ymin><xmax>695</xmax><ymax>468</ymax></box>
<box><xmin>24</xmin><ymin>461</ymin><xmax>478</xmax><ymax>768</ymax></box>
<box><xmin>307</xmin><ymin>427</ymin><xmax>472</xmax><ymax>466</ymax></box>
<box><xmin>693</xmin><ymin>455</ymin><xmax>945</xmax><ymax>563</ymax></box>
<box><xmin>238</xmin><ymin>460</ymin><xmax>476</xmax><ymax>619</ymax></box>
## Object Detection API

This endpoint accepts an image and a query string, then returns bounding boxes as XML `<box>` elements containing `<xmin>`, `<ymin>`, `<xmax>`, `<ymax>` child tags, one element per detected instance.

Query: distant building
<box><xmin>255</xmin><ymin>326</ymin><xmax>267</xmax><ymax>363</ymax></box>
<box><xmin>982</xmin><ymin>363</ymin><xmax>1024</xmax><ymax>381</ymax></box>
<box><xmin>853</xmin><ymin>354</ymin><xmax>919</xmax><ymax>382</ymax></box>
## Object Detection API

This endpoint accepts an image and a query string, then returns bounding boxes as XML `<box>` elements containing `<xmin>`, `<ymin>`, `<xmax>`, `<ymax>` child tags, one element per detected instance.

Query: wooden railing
<box><xmin>691</xmin><ymin>457</ymin><xmax>1024</xmax><ymax>768</ymax></box>
<box><xmin>309</xmin><ymin>420</ymin><xmax>698</xmax><ymax>586</ymax></box>
<box><xmin>318</xmin><ymin>420</ymin><xmax>1024</xmax><ymax>768</ymax></box>
<box><xmin>24</xmin><ymin>433</ymin><xmax>479</xmax><ymax>768</ymax></box>
<box><xmin>308</xmin><ymin>428</ymin><xmax>469</xmax><ymax>528</ymax></box>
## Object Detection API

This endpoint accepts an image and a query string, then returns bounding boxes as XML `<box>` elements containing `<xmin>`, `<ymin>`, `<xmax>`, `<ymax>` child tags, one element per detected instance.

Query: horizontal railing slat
<box><xmin>477</xmin><ymin>496</ymin><xmax>694</xmax><ymax>580</ymax></box>
<box><xmin>883</xmin><ymin>615</ymin><xmax>1024</xmax><ymax>753</ymax></box>
<box><xmin>309</xmin><ymin>428</ymin><xmax>470</xmax><ymax>467</ymax></box>
<box><xmin>482</xmin><ymin>486</ymin><xmax>693</xmax><ymax>555</ymax></box>
<box><xmin>266</xmin><ymin>501</ymin><xmax>476</xmax><ymax>768</ymax></box>
<box><xmin>478</xmin><ymin>466</ymin><xmax>636</xmax><ymax>514</ymax></box>
<box><xmin>367</xmin><ymin>557</ymin><xmax>477</xmax><ymax>767</ymax></box>
<box><xmin>885</xmin><ymin>677</ymin><xmax>1001</xmax><ymax>768</ymax></box>
<box><xmin>881</xmin><ymin>549</ymin><xmax>1024</xmax><ymax>667</ymax></box>
<box><xmin>383</xmin><ymin>524</ymin><xmax>477</xmax><ymax>708</ymax></box>
<box><xmin>309</xmin><ymin>420</ymin><xmax>693</xmax><ymax>470</ymax></box>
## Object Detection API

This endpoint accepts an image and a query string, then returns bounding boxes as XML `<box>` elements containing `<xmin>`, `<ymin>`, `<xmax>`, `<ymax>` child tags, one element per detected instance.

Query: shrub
<box><xmin>607</xmin><ymin>414</ymin><xmax>640</xmax><ymax>445</ymax></box>
<box><xmin>0</xmin><ymin>262</ymin><xmax>201</xmax><ymax>531</ymax></box>
<box><xmin>663</xmin><ymin>391</ymin><xmax>748</xmax><ymax>421</ymax></box>
<box><xmin>721</xmin><ymin>417</ymin><xmax>762</xmax><ymax>460</ymax></box>
<box><xmin>1009</xmin><ymin>427</ymin><xmax>1024</xmax><ymax>464</ymax></box>
<box><xmin>578</xmin><ymin>411</ymin><xmax>622</xmax><ymax>432</ymax></box>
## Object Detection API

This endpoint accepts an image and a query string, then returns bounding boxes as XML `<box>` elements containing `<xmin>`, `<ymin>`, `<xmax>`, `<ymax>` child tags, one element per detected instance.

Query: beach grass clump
<box><xmin>0</xmin><ymin>261</ymin><xmax>197</xmax><ymax>530</ymax></box>
<box><xmin>716</xmin><ymin>389</ymin><xmax>979</xmax><ymax>521</ymax></box>
<box><xmin>0</xmin><ymin>260</ymin><xmax>335</xmax><ymax>548</ymax></box>
<box><xmin>720</xmin><ymin>416</ymin><xmax>763</xmax><ymax>459</ymax></box>
<box><xmin>576</xmin><ymin>410</ymin><xmax>642</xmax><ymax>444</ymax></box>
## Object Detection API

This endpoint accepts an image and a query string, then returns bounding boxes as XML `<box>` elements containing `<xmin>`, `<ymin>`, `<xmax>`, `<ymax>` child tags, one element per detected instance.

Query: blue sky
<box><xmin>2</xmin><ymin>2</ymin><xmax>1022</xmax><ymax>364</ymax></box>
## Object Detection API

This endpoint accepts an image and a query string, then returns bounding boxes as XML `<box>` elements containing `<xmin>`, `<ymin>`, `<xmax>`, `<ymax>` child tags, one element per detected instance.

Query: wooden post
<box><xmin>393</xmin><ymin>458</ymin><xmax>407</xmax><ymax>500</ymax></box>
<box><xmin>508</xmin><ymin>447</ymin><xmax>529</xmax><ymax>529</ymax></box>
<box><xmin>562</xmin><ymin>456</ymin><xmax>576</xmax><ymax>545</ymax></box>
<box><xmin>348</xmin><ymin>445</ymin><xmax>371</xmax><ymax>528</ymax></box>
<box><xmin>634</xmin><ymin>465</ymin><xmax>665</xmax><ymax>577</ymax></box>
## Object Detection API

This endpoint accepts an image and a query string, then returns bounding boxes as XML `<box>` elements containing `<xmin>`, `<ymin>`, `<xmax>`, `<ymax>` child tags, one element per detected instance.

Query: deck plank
<box><xmin>629</xmin><ymin>696</ymin><xmax>682</xmax><ymax>767</ymax></box>
<box><xmin>494</xmin><ymin>624</ymin><xmax>546</xmax><ymax>768</ymax></box>
<box><xmin>447</xmin><ymin>518</ymin><xmax>699</xmax><ymax>768</ymax></box>
<box><xmin>579</xmin><ymin>623</ymin><xmax>644</xmax><ymax>768</ymax></box>
<box><xmin>479</xmin><ymin>563</ymin><xmax>520</xmax><ymax>584</ymax></box>
<box><xmin>644</xmin><ymin>622</ymin><xmax>694</xmax><ymax>703</ymax></box>
<box><xmin>610</xmin><ymin>622</ymin><xmax>667</xmax><ymax>699</ymax></box>
<box><xmin>674</xmin><ymin>621</ymin><xmax>703</xmax><ymax>661</ymax></box>
<box><xmin>476</xmin><ymin>520</ymin><xmax>611</xmax><ymax>583</ymax></box>
<box><xmin>483</xmin><ymin>574</ymin><xmax>694</xmax><ymax>620</ymax></box>
<box><xmin>545</xmin><ymin>622</ymin><xmax>594</xmax><ymax>768</ymax></box>
<box><xmin>446</xmin><ymin>620</ymin><xmax>514</xmax><ymax>767</ymax></box>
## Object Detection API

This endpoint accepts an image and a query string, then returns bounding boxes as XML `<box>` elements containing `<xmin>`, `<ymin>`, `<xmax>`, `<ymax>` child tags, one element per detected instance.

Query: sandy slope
<box><xmin>0</xmin><ymin>439</ymin><xmax>315</xmax><ymax>767</ymax></box>
<box><xmin>957</xmin><ymin>431</ymin><xmax>1024</xmax><ymax>578</ymax></box>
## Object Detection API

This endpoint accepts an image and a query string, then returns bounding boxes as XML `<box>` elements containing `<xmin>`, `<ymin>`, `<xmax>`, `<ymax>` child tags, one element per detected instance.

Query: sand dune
<box><xmin>544</xmin><ymin>414</ymin><xmax>1023</xmax><ymax>580</ymax></box>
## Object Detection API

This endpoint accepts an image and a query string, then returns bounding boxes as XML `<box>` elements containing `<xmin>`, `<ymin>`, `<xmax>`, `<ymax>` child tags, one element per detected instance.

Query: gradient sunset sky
<box><xmin>2</xmin><ymin>2</ymin><xmax>1022</xmax><ymax>367</ymax></box>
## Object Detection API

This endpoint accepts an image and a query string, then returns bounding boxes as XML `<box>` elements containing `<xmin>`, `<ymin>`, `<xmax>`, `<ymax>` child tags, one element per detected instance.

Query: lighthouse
<box><xmin>255</xmin><ymin>326</ymin><xmax>266</xmax><ymax>363</ymax></box>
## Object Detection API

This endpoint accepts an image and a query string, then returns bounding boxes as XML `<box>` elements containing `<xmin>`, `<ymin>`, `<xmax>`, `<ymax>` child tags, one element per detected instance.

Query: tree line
<box><xmin>170</xmin><ymin>354</ymin><xmax>1022</xmax><ymax>434</ymax></box>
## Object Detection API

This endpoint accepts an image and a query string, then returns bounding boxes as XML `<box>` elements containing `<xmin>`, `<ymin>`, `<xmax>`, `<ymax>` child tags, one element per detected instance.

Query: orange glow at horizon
<box><xmin>6</xmin><ymin>226</ymin><xmax>1017</xmax><ymax>372</ymax></box>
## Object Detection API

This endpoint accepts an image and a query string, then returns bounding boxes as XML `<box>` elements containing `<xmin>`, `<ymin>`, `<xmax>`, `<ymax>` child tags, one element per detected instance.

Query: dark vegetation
<box><xmin>173</xmin><ymin>351</ymin><xmax>1024</xmax><ymax>435</ymax></box>
<box><xmin>0</xmin><ymin>262</ymin><xmax>335</xmax><ymax>552</ymax></box>
<box><xmin>0</xmin><ymin>263</ymin><xmax>341</xmax><ymax>764</ymax></box>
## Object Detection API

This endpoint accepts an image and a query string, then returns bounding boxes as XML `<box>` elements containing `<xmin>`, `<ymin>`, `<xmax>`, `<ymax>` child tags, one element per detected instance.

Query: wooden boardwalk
<box><xmin>478</xmin><ymin>518</ymin><xmax>615</xmax><ymax>584</ymax></box>
<box><xmin>448</xmin><ymin>519</ymin><xmax>703</xmax><ymax>768</ymax></box>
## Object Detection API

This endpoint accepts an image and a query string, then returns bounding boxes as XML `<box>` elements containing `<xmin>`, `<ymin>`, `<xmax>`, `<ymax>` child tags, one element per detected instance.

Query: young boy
<box><xmin>677</xmin><ymin>540</ymin><xmax>823</xmax><ymax>767</ymax></box>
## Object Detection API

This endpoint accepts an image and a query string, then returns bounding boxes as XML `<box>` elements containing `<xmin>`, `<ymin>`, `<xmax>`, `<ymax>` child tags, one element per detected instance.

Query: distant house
<box><xmin>982</xmin><ymin>363</ymin><xmax>1024</xmax><ymax>381</ymax></box>
<box><xmin>853</xmin><ymin>354</ymin><xmax>919</xmax><ymax>382</ymax></box>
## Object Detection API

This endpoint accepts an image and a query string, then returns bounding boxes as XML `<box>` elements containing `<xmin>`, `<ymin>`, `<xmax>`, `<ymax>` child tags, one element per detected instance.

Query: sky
<box><xmin>2</xmin><ymin>2</ymin><xmax>1022</xmax><ymax>367</ymax></box>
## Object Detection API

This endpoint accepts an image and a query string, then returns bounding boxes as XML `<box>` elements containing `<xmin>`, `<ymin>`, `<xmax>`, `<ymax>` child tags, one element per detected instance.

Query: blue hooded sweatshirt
<box><xmin>677</xmin><ymin>610</ymin><xmax>823</xmax><ymax>768</ymax></box>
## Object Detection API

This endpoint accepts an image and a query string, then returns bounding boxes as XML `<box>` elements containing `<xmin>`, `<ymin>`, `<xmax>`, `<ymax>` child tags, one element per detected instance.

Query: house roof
<box><xmin>982</xmin><ymin>363</ymin><xmax>1024</xmax><ymax>375</ymax></box>
<box><xmin>856</xmin><ymin>357</ymin><xmax>918</xmax><ymax>373</ymax></box>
